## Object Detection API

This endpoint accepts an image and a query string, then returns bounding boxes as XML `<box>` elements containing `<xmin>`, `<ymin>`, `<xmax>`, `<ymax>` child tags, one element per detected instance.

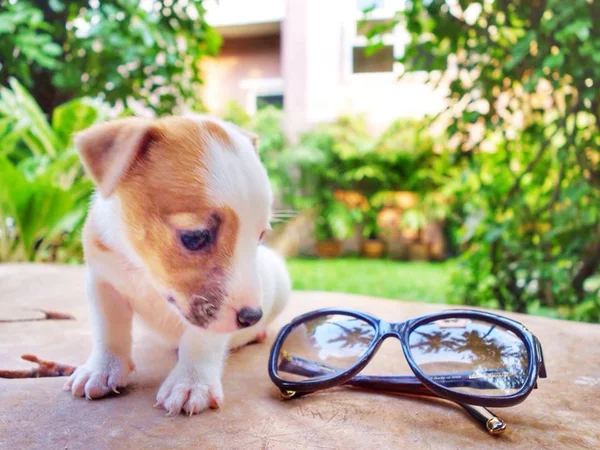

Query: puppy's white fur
<box><xmin>64</xmin><ymin>115</ymin><xmax>291</xmax><ymax>415</ymax></box>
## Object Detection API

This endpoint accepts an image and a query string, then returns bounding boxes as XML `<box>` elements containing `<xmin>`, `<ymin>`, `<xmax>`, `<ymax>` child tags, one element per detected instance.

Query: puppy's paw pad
<box><xmin>64</xmin><ymin>354</ymin><xmax>133</xmax><ymax>399</ymax></box>
<box><xmin>156</xmin><ymin>372</ymin><xmax>223</xmax><ymax>416</ymax></box>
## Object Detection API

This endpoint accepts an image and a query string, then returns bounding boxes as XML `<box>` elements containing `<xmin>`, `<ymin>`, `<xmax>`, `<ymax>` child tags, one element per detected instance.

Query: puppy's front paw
<box><xmin>156</xmin><ymin>365</ymin><xmax>223</xmax><ymax>416</ymax></box>
<box><xmin>63</xmin><ymin>352</ymin><xmax>134</xmax><ymax>399</ymax></box>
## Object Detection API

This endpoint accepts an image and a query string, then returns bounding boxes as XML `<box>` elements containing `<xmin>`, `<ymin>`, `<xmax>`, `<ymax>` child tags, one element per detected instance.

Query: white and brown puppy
<box><xmin>64</xmin><ymin>115</ymin><xmax>291</xmax><ymax>415</ymax></box>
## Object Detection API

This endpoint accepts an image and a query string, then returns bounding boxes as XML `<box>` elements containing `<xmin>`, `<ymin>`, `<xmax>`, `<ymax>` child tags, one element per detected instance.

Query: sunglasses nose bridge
<box><xmin>380</xmin><ymin>322</ymin><xmax>406</xmax><ymax>340</ymax></box>
<box><xmin>392</xmin><ymin>322</ymin><xmax>406</xmax><ymax>335</ymax></box>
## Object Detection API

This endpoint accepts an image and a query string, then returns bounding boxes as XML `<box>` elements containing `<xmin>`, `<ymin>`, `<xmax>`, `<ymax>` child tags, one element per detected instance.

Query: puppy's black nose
<box><xmin>237</xmin><ymin>307</ymin><xmax>263</xmax><ymax>328</ymax></box>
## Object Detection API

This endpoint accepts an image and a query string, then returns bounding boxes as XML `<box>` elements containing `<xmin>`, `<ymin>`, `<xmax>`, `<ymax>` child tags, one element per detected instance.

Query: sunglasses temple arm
<box><xmin>278</xmin><ymin>356</ymin><xmax>508</xmax><ymax>435</ymax></box>
<box><xmin>460</xmin><ymin>403</ymin><xmax>507</xmax><ymax>435</ymax></box>
<box><xmin>345</xmin><ymin>376</ymin><xmax>506</xmax><ymax>435</ymax></box>
<box><xmin>344</xmin><ymin>375</ymin><xmax>439</xmax><ymax>397</ymax></box>
<box><xmin>343</xmin><ymin>377</ymin><xmax>506</xmax><ymax>435</ymax></box>
<box><xmin>534</xmin><ymin>335</ymin><xmax>548</xmax><ymax>378</ymax></box>
<box><xmin>279</xmin><ymin>354</ymin><xmax>512</xmax><ymax>391</ymax></box>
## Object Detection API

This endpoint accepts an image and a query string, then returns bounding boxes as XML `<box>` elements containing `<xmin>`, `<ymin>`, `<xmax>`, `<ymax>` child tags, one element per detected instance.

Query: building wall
<box><xmin>202</xmin><ymin>34</ymin><xmax>282</xmax><ymax>115</ymax></box>
<box><xmin>204</xmin><ymin>0</ymin><xmax>284</xmax><ymax>27</ymax></box>
<box><xmin>202</xmin><ymin>0</ymin><xmax>445</xmax><ymax>136</ymax></box>
<box><xmin>283</xmin><ymin>0</ymin><xmax>445</xmax><ymax>136</ymax></box>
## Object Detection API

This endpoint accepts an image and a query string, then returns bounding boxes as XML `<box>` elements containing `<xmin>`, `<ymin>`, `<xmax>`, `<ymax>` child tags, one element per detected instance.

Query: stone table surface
<box><xmin>0</xmin><ymin>264</ymin><xmax>599</xmax><ymax>450</ymax></box>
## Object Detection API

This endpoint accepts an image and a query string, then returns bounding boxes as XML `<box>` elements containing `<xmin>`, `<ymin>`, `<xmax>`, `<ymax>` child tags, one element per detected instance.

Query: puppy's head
<box><xmin>76</xmin><ymin>115</ymin><xmax>271</xmax><ymax>333</ymax></box>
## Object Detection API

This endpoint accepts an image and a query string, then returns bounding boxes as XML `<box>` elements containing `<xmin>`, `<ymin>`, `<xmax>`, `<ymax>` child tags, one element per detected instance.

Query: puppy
<box><xmin>64</xmin><ymin>115</ymin><xmax>291</xmax><ymax>415</ymax></box>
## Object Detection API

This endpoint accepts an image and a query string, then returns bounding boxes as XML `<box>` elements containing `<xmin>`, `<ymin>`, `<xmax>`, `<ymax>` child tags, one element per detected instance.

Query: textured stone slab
<box><xmin>0</xmin><ymin>264</ymin><xmax>599</xmax><ymax>449</ymax></box>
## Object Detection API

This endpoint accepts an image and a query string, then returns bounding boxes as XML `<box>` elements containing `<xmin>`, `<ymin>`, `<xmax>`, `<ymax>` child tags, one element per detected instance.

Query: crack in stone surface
<box><xmin>0</xmin><ymin>354</ymin><xmax>76</xmax><ymax>379</ymax></box>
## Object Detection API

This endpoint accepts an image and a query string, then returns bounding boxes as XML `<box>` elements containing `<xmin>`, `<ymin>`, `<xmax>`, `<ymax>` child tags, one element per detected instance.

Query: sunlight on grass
<box><xmin>287</xmin><ymin>258</ymin><xmax>452</xmax><ymax>304</ymax></box>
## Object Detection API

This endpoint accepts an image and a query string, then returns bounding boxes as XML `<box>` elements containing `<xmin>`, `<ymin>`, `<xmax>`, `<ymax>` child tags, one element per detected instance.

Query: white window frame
<box><xmin>346</xmin><ymin>1</ymin><xmax>406</xmax><ymax>77</ymax></box>
<box><xmin>239</xmin><ymin>77</ymin><xmax>284</xmax><ymax>115</ymax></box>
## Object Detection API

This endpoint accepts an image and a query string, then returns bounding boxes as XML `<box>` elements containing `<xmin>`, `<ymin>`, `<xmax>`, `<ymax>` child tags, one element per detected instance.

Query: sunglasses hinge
<box><xmin>279</xmin><ymin>389</ymin><xmax>297</xmax><ymax>400</ymax></box>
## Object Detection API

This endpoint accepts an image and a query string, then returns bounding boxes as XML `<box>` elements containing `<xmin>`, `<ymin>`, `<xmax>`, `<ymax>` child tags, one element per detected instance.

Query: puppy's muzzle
<box><xmin>236</xmin><ymin>307</ymin><xmax>263</xmax><ymax>328</ymax></box>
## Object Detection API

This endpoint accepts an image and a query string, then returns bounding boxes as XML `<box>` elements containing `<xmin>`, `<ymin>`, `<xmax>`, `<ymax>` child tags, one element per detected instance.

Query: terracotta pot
<box><xmin>408</xmin><ymin>243</ymin><xmax>430</xmax><ymax>261</ymax></box>
<box><xmin>315</xmin><ymin>240</ymin><xmax>344</xmax><ymax>258</ymax></box>
<box><xmin>361</xmin><ymin>239</ymin><xmax>386</xmax><ymax>259</ymax></box>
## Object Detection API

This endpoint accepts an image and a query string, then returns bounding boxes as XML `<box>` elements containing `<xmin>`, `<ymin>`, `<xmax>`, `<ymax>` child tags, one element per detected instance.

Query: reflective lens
<box><xmin>408</xmin><ymin>318</ymin><xmax>529</xmax><ymax>397</ymax></box>
<box><xmin>276</xmin><ymin>314</ymin><xmax>376</xmax><ymax>381</ymax></box>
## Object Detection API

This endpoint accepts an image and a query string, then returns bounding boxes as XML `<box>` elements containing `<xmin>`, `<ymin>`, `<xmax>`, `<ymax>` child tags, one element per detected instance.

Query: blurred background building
<box><xmin>202</xmin><ymin>0</ymin><xmax>445</xmax><ymax>137</ymax></box>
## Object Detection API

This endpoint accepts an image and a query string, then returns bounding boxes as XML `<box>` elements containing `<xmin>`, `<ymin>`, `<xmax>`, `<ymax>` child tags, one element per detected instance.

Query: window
<box><xmin>351</xmin><ymin>17</ymin><xmax>397</xmax><ymax>74</ymax></box>
<box><xmin>349</xmin><ymin>0</ymin><xmax>406</xmax><ymax>75</ymax></box>
<box><xmin>356</xmin><ymin>0</ymin><xmax>385</xmax><ymax>11</ymax></box>
<box><xmin>257</xmin><ymin>94</ymin><xmax>284</xmax><ymax>110</ymax></box>
<box><xmin>356</xmin><ymin>18</ymin><xmax>394</xmax><ymax>39</ymax></box>
<box><xmin>239</xmin><ymin>77</ymin><xmax>284</xmax><ymax>115</ymax></box>
<box><xmin>352</xmin><ymin>45</ymin><xmax>394</xmax><ymax>73</ymax></box>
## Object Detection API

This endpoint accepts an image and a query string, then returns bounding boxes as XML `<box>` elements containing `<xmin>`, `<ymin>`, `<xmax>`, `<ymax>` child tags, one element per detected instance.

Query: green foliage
<box><xmin>361</xmin><ymin>206</ymin><xmax>379</xmax><ymax>239</ymax></box>
<box><xmin>0</xmin><ymin>78</ymin><xmax>106</xmax><ymax>262</ymax></box>
<box><xmin>219</xmin><ymin>104</ymin><xmax>440</xmax><ymax>242</ymax></box>
<box><xmin>0</xmin><ymin>157</ymin><xmax>91</xmax><ymax>262</ymax></box>
<box><xmin>382</xmin><ymin>0</ymin><xmax>600</xmax><ymax>321</ymax></box>
<box><xmin>222</xmin><ymin>101</ymin><xmax>252</xmax><ymax>128</ymax></box>
<box><xmin>0</xmin><ymin>0</ymin><xmax>220</xmax><ymax>115</ymax></box>
<box><xmin>0</xmin><ymin>1</ymin><xmax>62</xmax><ymax>73</ymax></box>
<box><xmin>315</xmin><ymin>199</ymin><xmax>362</xmax><ymax>241</ymax></box>
<box><xmin>249</xmin><ymin>106</ymin><xmax>291</xmax><ymax>202</ymax></box>
<box><xmin>286</xmin><ymin>116</ymin><xmax>438</xmax><ymax>241</ymax></box>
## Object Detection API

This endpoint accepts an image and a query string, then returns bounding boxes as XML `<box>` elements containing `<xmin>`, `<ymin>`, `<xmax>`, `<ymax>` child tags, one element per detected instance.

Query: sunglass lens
<box><xmin>408</xmin><ymin>318</ymin><xmax>529</xmax><ymax>397</ymax></box>
<box><xmin>276</xmin><ymin>314</ymin><xmax>376</xmax><ymax>381</ymax></box>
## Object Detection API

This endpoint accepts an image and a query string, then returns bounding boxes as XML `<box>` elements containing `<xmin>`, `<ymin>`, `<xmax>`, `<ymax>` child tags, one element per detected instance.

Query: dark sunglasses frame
<box><xmin>268</xmin><ymin>308</ymin><xmax>547</xmax><ymax>435</ymax></box>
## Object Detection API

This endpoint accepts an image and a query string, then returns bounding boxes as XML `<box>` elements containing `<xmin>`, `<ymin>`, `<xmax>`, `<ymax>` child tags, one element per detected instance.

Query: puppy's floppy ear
<box><xmin>75</xmin><ymin>117</ymin><xmax>155</xmax><ymax>198</ymax></box>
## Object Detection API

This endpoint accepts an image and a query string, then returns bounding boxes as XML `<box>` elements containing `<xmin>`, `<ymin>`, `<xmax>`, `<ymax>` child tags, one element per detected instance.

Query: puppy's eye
<box><xmin>259</xmin><ymin>230</ymin><xmax>267</xmax><ymax>241</ymax></box>
<box><xmin>180</xmin><ymin>230</ymin><xmax>212</xmax><ymax>252</ymax></box>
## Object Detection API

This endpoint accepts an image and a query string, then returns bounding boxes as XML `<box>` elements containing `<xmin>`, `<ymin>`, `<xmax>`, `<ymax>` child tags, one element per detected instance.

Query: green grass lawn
<box><xmin>287</xmin><ymin>257</ymin><xmax>452</xmax><ymax>304</ymax></box>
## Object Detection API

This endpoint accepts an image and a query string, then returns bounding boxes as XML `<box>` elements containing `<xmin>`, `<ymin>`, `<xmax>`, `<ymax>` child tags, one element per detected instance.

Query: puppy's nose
<box><xmin>237</xmin><ymin>307</ymin><xmax>263</xmax><ymax>328</ymax></box>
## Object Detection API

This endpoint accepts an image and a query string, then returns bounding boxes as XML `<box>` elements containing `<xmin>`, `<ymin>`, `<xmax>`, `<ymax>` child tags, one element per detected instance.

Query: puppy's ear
<box><xmin>75</xmin><ymin>117</ymin><xmax>155</xmax><ymax>198</ymax></box>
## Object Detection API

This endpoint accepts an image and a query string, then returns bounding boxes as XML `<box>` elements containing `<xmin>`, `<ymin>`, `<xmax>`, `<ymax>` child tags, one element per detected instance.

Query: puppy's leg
<box><xmin>64</xmin><ymin>273</ymin><xmax>134</xmax><ymax>399</ymax></box>
<box><xmin>156</xmin><ymin>326</ymin><xmax>228</xmax><ymax>416</ymax></box>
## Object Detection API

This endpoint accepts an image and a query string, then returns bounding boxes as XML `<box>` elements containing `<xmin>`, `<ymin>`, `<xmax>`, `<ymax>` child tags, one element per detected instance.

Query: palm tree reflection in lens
<box><xmin>408</xmin><ymin>319</ymin><xmax>529</xmax><ymax>396</ymax></box>
<box><xmin>276</xmin><ymin>315</ymin><xmax>376</xmax><ymax>382</ymax></box>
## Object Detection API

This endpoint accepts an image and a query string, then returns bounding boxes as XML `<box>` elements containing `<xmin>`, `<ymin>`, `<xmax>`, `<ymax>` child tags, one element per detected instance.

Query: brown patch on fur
<box><xmin>91</xmin><ymin>236</ymin><xmax>111</xmax><ymax>253</ymax></box>
<box><xmin>82</xmin><ymin>217</ymin><xmax>117</xmax><ymax>265</ymax></box>
<box><xmin>201</xmin><ymin>120</ymin><xmax>234</xmax><ymax>151</ymax></box>
<box><xmin>113</xmin><ymin>117</ymin><xmax>240</xmax><ymax>326</ymax></box>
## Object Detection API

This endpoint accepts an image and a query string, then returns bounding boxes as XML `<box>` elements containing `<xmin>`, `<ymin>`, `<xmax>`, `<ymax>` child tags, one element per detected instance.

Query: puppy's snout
<box><xmin>236</xmin><ymin>307</ymin><xmax>263</xmax><ymax>328</ymax></box>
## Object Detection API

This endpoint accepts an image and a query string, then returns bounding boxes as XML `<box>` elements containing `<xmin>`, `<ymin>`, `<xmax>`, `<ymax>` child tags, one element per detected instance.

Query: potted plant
<box><xmin>360</xmin><ymin>207</ymin><xmax>386</xmax><ymax>258</ymax></box>
<box><xmin>401</xmin><ymin>208</ymin><xmax>429</xmax><ymax>261</ymax></box>
<box><xmin>315</xmin><ymin>200</ymin><xmax>358</xmax><ymax>258</ymax></box>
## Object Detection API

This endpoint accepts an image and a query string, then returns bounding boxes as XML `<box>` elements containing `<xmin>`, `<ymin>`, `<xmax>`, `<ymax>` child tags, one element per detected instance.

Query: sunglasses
<box><xmin>268</xmin><ymin>308</ymin><xmax>547</xmax><ymax>435</ymax></box>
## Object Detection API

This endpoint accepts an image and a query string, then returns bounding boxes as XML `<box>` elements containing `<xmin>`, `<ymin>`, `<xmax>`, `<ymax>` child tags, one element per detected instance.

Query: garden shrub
<box><xmin>369</xmin><ymin>0</ymin><xmax>600</xmax><ymax>321</ymax></box>
<box><xmin>0</xmin><ymin>79</ymin><xmax>107</xmax><ymax>262</ymax></box>
<box><xmin>0</xmin><ymin>0</ymin><xmax>220</xmax><ymax>115</ymax></box>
